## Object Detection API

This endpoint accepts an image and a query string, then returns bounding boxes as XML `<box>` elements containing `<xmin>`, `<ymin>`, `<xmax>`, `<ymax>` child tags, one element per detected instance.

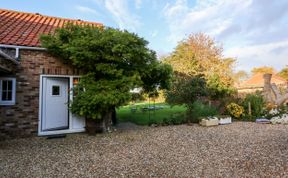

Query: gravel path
<box><xmin>1</xmin><ymin>122</ymin><xmax>288</xmax><ymax>177</ymax></box>
<box><xmin>115</xmin><ymin>122</ymin><xmax>144</xmax><ymax>131</ymax></box>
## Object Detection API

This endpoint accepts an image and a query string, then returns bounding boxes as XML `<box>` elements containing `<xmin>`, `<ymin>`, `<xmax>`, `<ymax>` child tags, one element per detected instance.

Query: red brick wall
<box><xmin>0</xmin><ymin>49</ymin><xmax>77</xmax><ymax>140</ymax></box>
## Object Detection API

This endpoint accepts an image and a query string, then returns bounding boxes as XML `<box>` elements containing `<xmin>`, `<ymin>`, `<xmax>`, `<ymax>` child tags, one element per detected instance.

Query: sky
<box><xmin>1</xmin><ymin>0</ymin><xmax>288</xmax><ymax>72</ymax></box>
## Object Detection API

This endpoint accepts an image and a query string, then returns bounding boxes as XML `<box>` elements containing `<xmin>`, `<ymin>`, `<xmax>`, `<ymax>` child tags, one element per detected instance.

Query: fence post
<box><xmin>248</xmin><ymin>102</ymin><xmax>251</xmax><ymax>116</ymax></box>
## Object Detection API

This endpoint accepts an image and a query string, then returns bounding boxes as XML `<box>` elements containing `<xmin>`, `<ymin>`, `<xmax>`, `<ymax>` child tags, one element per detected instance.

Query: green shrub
<box><xmin>188</xmin><ymin>100</ymin><xmax>219</xmax><ymax>123</ymax></box>
<box><xmin>170</xmin><ymin>113</ymin><xmax>186</xmax><ymax>125</ymax></box>
<box><xmin>226</xmin><ymin>102</ymin><xmax>245</xmax><ymax>119</ymax></box>
<box><xmin>206</xmin><ymin>74</ymin><xmax>236</xmax><ymax>100</ymax></box>
<box><xmin>148</xmin><ymin>118</ymin><xmax>160</xmax><ymax>126</ymax></box>
<box><xmin>165</xmin><ymin>75</ymin><xmax>208</xmax><ymax>107</ymax></box>
<box><xmin>162</xmin><ymin>117</ymin><xmax>172</xmax><ymax>125</ymax></box>
<box><xmin>218</xmin><ymin>95</ymin><xmax>242</xmax><ymax>114</ymax></box>
<box><xmin>241</xmin><ymin>93</ymin><xmax>265</xmax><ymax>120</ymax></box>
<box><xmin>161</xmin><ymin>113</ymin><xmax>186</xmax><ymax>125</ymax></box>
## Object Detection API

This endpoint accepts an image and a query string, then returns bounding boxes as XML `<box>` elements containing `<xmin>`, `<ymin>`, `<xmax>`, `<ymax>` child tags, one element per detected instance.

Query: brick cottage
<box><xmin>0</xmin><ymin>9</ymin><xmax>102</xmax><ymax>139</ymax></box>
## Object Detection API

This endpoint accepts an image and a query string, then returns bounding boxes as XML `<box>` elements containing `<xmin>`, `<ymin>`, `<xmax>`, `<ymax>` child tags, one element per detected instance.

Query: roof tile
<box><xmin>0</xmin><ymin>9</ymin><xmax>102</xmax><ymax>47</ymax></box>
<box><xmin>240</xmin><ymin>73</ymin><xmax>287</xmax><ymax>88</ymax></box>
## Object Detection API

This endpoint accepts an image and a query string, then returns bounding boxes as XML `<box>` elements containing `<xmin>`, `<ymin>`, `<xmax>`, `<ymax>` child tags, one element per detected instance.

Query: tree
<box><xmin>165</xmin><ymin>74</ymin><xmax>207</xmax><ymax>107</ymax></box>
<box><xmin>278</xmin><ymin>66</ymin><xmax>288</xmax><ymax>80</ymax></box>
<box><xmin>165</xmin><ymin>74</ymin><xmax>209</xmax><ymax>122</ymax></box>
<box><xmin>234</xmin><ymin>70</ymin><xmax>249</xmax><ymax>81</ymax></box>
<box><xmin>40</xmin><ymin>24</ymin><xmax>172</xmax><ymax>127</ymax></box>
<box><xmin>233</xmin><ymin>70</ymin><xmax>249</xmax><ymax>85</ymax></box>
<box><xmin>251</xmin><ymin>66</ymin><xmax>276</xmax><ymax>75</ymax></box>
<box><xmin>163</xmin><ymin>33</ymin><xmax>235</xmax><ymax>99</ymax></box>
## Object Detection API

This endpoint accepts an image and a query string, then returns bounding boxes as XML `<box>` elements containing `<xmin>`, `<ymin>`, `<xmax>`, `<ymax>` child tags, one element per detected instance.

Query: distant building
<box><xmin>237</xmin><ymin>73</ymin><xmax>288</xmax><ymax>95</ymax></box>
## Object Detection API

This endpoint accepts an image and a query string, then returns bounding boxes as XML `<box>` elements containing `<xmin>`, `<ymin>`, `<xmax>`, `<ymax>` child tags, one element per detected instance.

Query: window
<box><xmin>0</xmin><ymin>78</ymin><xmax>16</xmax><ymax>105</ymax></box>
<box><xmin>52</xmin><ymin>85</ymin><xmax>60</xmax><ymax>96</ymax></box>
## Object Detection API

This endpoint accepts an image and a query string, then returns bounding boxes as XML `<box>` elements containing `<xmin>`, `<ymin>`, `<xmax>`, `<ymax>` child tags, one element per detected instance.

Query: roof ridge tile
<box><xmin>0</xmin><ymin>8</ymin><xmax>102</xmax><ymax>26</ymax></box>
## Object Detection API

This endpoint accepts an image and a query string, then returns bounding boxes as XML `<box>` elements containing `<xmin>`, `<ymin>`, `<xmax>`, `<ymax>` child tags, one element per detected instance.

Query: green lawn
<box><xmin>117</xmin><ymin>102</ymin><xmax>187</xmax><ymax>125</ymax></box>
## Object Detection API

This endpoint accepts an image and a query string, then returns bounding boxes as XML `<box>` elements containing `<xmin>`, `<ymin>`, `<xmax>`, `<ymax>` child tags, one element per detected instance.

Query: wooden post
<box><xmin>248</xmin><ymin>102</ymin><xmax>251</xmax><ymax>116</ymax></box>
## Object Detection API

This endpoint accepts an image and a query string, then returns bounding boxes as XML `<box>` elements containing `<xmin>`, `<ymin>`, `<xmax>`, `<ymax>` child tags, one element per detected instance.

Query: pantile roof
<box><xmin>239</xmin><ymin>73</ymin><xmax>287</xmax><ymax>89</ymax></box>
<box><xmin>0</xmin><ymin>9</ymin><xmax>102</xmax><ymax>47</ymax></box>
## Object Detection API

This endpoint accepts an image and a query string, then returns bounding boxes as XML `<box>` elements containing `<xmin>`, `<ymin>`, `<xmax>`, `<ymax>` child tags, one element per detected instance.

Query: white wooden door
<box><xmin>42</xmin><ymin>77</ymin><xmax>69</xmax><ymax>131</ymax></box>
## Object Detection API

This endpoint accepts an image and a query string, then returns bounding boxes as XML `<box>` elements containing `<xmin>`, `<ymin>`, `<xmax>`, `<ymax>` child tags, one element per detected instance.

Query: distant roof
<box><xmin>238</xmin><ymin>73</ymin><xmax>287</xmax><ymax>89</ymax></box>
<box><xmin>0</xmin><ymin>9</ymin><xmax>102</xmax><ymax>47</ymax></box>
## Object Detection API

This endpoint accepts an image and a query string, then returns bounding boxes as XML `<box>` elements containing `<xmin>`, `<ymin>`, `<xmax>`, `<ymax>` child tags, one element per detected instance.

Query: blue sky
<box><xmin>2</xmin><ymin>0</ymin><xmax>288</xmax><ymax>72</ymax></box>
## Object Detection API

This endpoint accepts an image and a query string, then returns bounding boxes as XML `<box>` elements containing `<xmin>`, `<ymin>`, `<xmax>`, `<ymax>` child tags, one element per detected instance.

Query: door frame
<box><xmin>41</xmin><ymin>77</ymin><xmax>69</xmax><ymax>131</ymax></box>
<box><xmin>38</xmin><ymin>75</ymin><xmax>85</xmax><ymax>136</ymax></box>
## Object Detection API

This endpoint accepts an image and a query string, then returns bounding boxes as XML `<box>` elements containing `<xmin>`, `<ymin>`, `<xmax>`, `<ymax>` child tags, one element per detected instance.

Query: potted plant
<box><xmin>199</xmin><ymin>116</ymin><xmax>219</xmax><ymax>126</ymax></box>
<box><xmin>218</xmin><ymin>115</ymin><xmax>232</xmax><ymax>125</ymax></box>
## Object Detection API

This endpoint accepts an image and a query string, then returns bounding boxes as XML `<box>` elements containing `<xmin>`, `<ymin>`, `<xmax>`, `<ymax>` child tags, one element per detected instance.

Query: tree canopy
<box><xmin>278</xmin><ymin>66</ymin><xmax>288</xmax><ymax>80</ymax></box>
<box><xmin>165</xmin><ymin>74</ymin><xmax>208</xmax><ymax>106</ymax></box>
<box><xmin>251</xmin><ymin>66</ymin><xmax>276</xmax><ymax>75</ymax></box>
<box><xmin>41</xmin><ymin>24</ymin><xmax>172</xmax><ymax>119</ymax></box>
<box><xmin>163</xmin><ymin>33</ymin><xmax>235</xmax><ymax>99</ymax></box>
<box><xmin>233</xmin><ymin>70</ymin><xmax>249</xmax><ymax>85</ymax></box>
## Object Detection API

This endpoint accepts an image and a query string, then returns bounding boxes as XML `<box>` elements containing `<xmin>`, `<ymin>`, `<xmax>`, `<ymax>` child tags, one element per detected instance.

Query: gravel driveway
<box><xmin>1</xmin><ymin>122</ymin><xmax>288</xmax><ymax>177</ymax></box>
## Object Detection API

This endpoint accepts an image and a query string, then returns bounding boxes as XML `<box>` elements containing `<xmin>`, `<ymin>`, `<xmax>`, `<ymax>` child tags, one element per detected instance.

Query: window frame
<box><xmin>0</xmin><ymin>77</ymin><xmax>16</xmax><ymax>105</ymax></box>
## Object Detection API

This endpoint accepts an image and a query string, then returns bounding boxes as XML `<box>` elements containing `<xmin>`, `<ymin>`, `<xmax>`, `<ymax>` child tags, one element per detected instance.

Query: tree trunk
<box><xmin>111</xmin><ymin>107</ymin><xmax>117</xmax><ymax>125</ymax></box>
<box><xmin>85</xmin><ymin>111</ymin><xmax>112</xmax><ymax>135</ymax></box>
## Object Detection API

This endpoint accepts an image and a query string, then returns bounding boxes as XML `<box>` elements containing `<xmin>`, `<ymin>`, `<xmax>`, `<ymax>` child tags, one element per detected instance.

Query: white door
<box><xmin>42</xmin><ymin>77</ymin><xmax>69</xmax><ymax>131</ymax></box>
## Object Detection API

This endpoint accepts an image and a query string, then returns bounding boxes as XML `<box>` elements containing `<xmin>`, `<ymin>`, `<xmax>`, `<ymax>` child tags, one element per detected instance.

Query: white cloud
<box><xmin>75</xmin><ymin>5</ymin><xmax>99</xmax><ymax>15</ymax></box>
<box><xmin>100</xmin><ymin>0</ymin><xmax>141</xmax><ymax>31</ymax></box>
<box><xmin>163</xmin><ymin>0</ymin><xmax>188</xmax><ymax>18</ymax></box>
<box><xmin>135</xmin><ymin>0</ymin><xmax>142</xmax><ymax>9</ymax></box>
<box><xmin>162</xmin><ymin>0</ymin><xmax>288</xmax><ymax>71</ymax></box>
<box><xmin>194</xmin><ymin>0</ymin><xmax>216</xmax><ymax>9</ymax></box>
<box><xmin>224</xmin><ymin>40</ymin><xmax>288</xmax><ymax>71</ymax></box>
<box><xmin>162</xmin><ymin>0</ymin><xmax>252</xmax><ymax>44</ymax></box>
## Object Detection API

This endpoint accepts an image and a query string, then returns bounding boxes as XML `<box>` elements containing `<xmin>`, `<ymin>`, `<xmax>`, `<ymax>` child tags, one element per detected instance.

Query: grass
<box><xmin>117</xmin><ymin>102</ymin><xmax>187</xmax><ymax>125</ymax></box>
